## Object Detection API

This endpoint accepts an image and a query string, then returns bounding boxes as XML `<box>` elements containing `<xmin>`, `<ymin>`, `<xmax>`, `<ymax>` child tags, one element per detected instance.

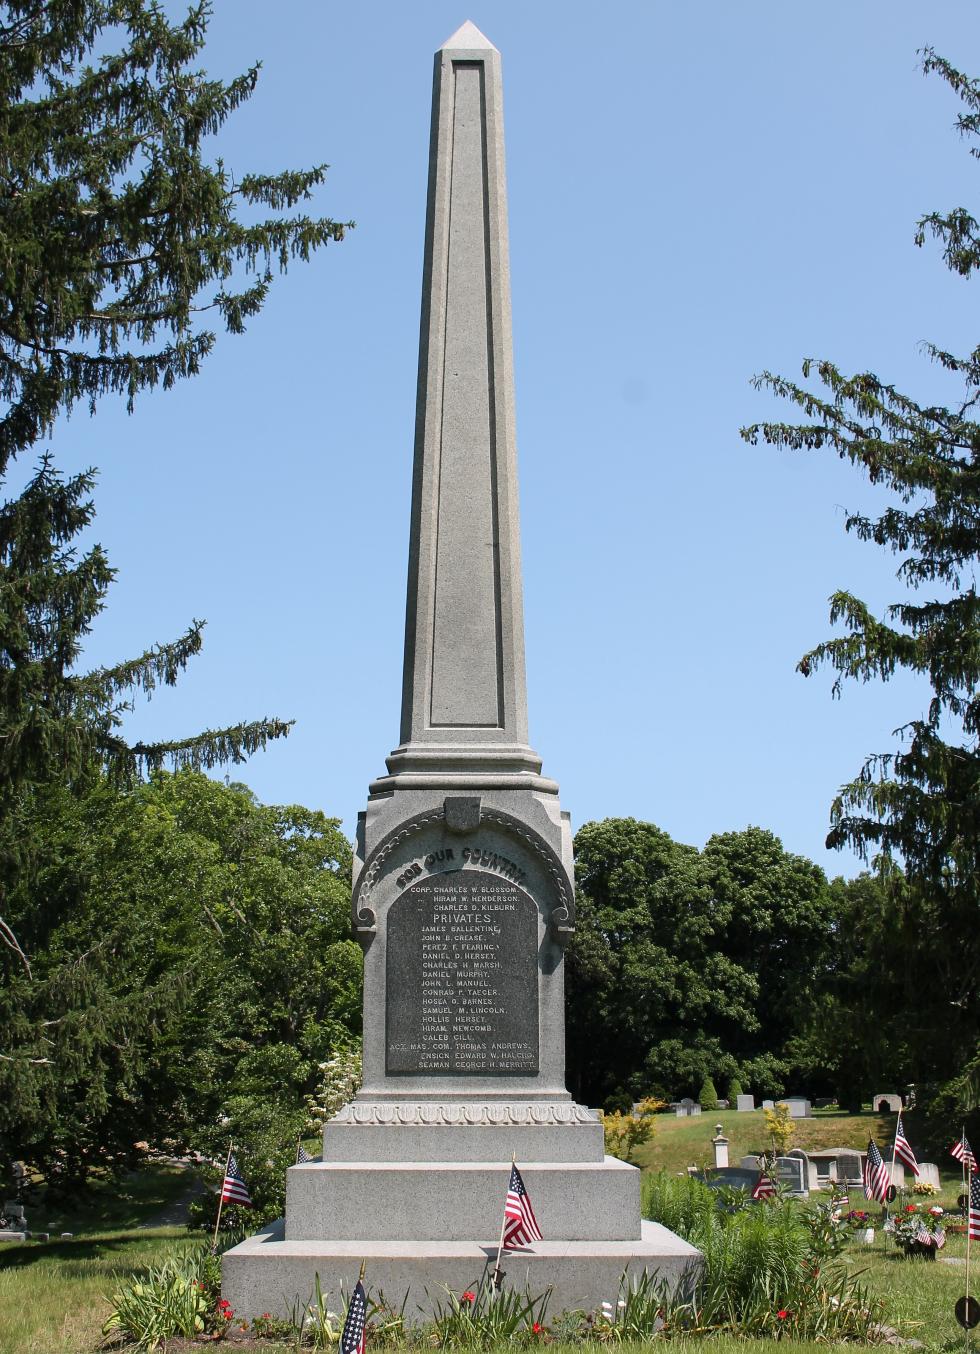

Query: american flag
<box><xmin>893</xmin><ymin>1112</ymin><xmax>920</xmax><ymax>1176</ymax></box>
<box><xmin>296</xmin><ymin>1143</ymin><xmax>314</xmax><ymax>1164</ymax></box>
<box><xmin>915</xmin><ymin>1221</ymin><xmax>932</xmax><ymax>1246</ymax></box>
<box><xmin>503</xmin><ymin>1162</ymin><xmax>542</xmax><ymax>1247</ymax></box>
<box><xmin>970</xmin><ymin>1172</ymin><xmax>980</xmax><ymax>1242</ymax></box>
<box><xmin>341</xmin><ymin>1278</ymin><xmax>367</xmax><ymax>1354</ymax></box>
<box><xmin>952</xmin><ymin>1132</ymin><xmax>978</xmax><ymax>1173</ymax></box>
<box><xmin>220</xmin><ymin>1154</ymin><xmax>252</xmax><ymax>1207</ymax></box>
<box><xmin>863</xmin><ymin>1139</ymin><xmax>890</xmax><ymax>1204</ymax></box>
<box><xmin>752</xmin><ymin>1168</ymin><xmax>776</xmax><ymax>1200</ymax></box>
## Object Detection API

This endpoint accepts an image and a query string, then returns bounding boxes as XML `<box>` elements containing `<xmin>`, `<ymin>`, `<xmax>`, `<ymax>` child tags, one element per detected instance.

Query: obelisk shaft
<box><xmin>377</xmin><ymin>21</ymin><xmax>548</xmax><ymax>792</ymax></box>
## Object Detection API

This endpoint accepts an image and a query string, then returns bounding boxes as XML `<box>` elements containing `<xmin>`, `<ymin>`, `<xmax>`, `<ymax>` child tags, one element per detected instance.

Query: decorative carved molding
<box><xmin>329</xmin><ymin>1100</ymin><xmax>598</xmax><ymax>1127</ymax></box>
<box><xmin>351</xmin><ymin>806</ymin><xmax>574</xmax><ymax>938</ymax></box>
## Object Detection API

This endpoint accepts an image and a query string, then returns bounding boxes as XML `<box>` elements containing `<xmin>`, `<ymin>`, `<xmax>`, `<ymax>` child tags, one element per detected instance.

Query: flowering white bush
<box><xmin>306</xmin><ymin>1043</ymin><xmax>362</xmax><ymax>1129</ymax></box>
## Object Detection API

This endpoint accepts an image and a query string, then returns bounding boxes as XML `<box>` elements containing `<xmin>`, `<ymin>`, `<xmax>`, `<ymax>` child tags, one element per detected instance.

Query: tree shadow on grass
<box><xmin>0</xmin><ymin>1228</ymin><xmax>188</xmax><ymax>1272</ymax></box>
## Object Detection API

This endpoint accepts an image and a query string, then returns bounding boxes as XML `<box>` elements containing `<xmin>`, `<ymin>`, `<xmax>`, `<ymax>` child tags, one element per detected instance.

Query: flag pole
<box><xmin>964</xmin><ymin>1195</ymin><xmax>971</xmax><ymax>1354</ymax></box>
<box><xmin>491</xmin><ymin>1154</ymin><xmax>515</xmax><ymax>1294</ymax></box>
<box><xmin>890</xmin><ymin>1113</ymin><xmax>902</xmax><ymax>1196</ymax></box>
<box><xmin>962</xmin><ymin>1125</ymin><xmax>968</xmax><ymax>1199</ymax></box>
<box><xmin>213</xmin><ymin>1141</ymin><xmax>233</xmax><ymax>1251</ymax></box>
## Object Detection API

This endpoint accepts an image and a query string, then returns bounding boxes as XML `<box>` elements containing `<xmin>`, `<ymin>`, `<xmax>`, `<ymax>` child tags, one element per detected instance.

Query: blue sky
<box><xmin>48</xmin><ymin>1</ymin><xmax>980</xmax><ymax>877</ymax></box>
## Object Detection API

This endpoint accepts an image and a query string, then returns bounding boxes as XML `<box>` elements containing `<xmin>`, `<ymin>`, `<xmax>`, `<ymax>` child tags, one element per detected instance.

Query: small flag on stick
<box><xmin>503</xmin><ymin>1161</ymin><xmax>542</xmax><ymax>1247</ymax></box>
<box><xmin>752</xmin><ymin>1167</ymin><xmax>776</xmax><ymax>1200</ymax></box>
<box><xmin>863</xmin><ymin>1139</ymin><xmax>890</xmax><ymax>1204</ymax></box>
<box><xmin>952</xmin><ymin>1132</ymin><xmax>978</xmax><ymax>1174</ymax></box>
<box><xmin>296</xmin><ymin>1143</ymin><xmax>314</xmax><ymax>1164</ymax></box>
<box><xmin>893</xmin><ymin>1112</ymin><xmax>920</xmax><ymax>1177</ymax></box>
<box><xmin>221</xmin><ymin>1154</ymin><xmax>253</xmax><ymax>1208</ymax></box>
<box><xmin>341</xmin><ymin>1272</ymin><xmax>367</xmax><ymax>1354</ymax></box>
<box><xmin>969</xmin><ymin>1172</ymin><xmax>980</xmax><ymax>1241</ymax></box>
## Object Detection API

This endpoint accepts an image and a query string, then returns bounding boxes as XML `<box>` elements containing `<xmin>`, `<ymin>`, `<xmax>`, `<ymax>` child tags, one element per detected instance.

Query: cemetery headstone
<box><xmin>762</xmin><ymin>1099</ymin><xmax>775</xmax><ymax>1110</ymax></box>
<box><xmin>700</xmin><ymin>1167</ymin><xmax>760</xmax><ymax>1193</ymax></box>
<box><xmin>873</xmin><ymin>1092</ymin><xmax>903</xmax><ymax>1112</ymax></box>
<box><xmin>735</xmin><ymin>1094</ymin><xmax>755</xmax><ymax>1112</ymax></box>
<box><xmin>787</xmin><ymin>1148</ymin><xmax>820</xmax><ymax>1192</ymax></box>
<box><xmin>782</xmin><ymin>1097</ymin><xmax>812</xmax><ymax>1118</ymax></box>
<box><xmin>835</xmin><ymin>1151</ymin><xmax>864</xmax><ymax>1189</ymax></box>
<box><xmin>222</xmin><ymin>23</ymin><xmax>699</xmax><ymax>1319</ymax></box>
<box><xmin>917</xmin><ymin>1162</ymin><xmax>941</xmax><ymax>1189</ymax></box>
<box><xmin>774</xmin><ymin>1155</ymin><xmax>808</xmax><ymax>1195</ymax></box>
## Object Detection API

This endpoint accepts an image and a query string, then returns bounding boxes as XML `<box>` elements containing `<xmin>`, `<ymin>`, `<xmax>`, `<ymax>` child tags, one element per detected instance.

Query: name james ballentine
<box><xmin>393</xmin><ymin>842</ymin><xmax>527</xmax><ymax>890</ymax></box>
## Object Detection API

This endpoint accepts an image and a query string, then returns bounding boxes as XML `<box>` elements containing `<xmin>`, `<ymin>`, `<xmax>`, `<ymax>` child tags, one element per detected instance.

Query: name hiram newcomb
<box><xmin>222</xmin><ymin>21</ymin><xmax>698</xmax><ymax>1317</ymax></box>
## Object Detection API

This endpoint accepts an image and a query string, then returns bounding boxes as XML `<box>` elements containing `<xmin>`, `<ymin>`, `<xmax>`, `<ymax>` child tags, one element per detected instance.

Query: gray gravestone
<box><xmin>782</xmin><ymin>1097</ymin><xmax>812</xmax><ymax>1118</ymax></box>
<box><xmin>774</xmin><ymin>1156</ymin><xmax>807</xmax><ymax>1195</ymax></box>
<box><xmin>736</xmin><ymin>1094</ymin><xmax>755</xmax><ymax>1112</ymax></box>
<box><xmin>223</xmin><ymin>22</ymin><xmax>698</xmax><ymax>1319</ymax></box>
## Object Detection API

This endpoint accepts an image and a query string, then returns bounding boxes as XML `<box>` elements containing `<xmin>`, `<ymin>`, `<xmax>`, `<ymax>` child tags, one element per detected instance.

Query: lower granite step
<box><xmin>221</xmin><ymin>1219</ymin><xmax>701</xmax><ymax>1322</ymax></box>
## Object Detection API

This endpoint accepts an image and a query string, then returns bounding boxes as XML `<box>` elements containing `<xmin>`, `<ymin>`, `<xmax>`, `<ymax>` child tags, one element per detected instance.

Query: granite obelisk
<box><xmin>222</xmin><ymin>23</ymin><xmax>697</xmax><ymax>1316</ymax></box>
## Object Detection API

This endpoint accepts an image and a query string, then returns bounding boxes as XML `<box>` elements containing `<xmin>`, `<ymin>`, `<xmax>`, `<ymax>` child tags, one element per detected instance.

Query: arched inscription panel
<box><xmin>385</xmin><ymin>871</ymin><xmax>539</xmax><ymax>1075</ymax></box>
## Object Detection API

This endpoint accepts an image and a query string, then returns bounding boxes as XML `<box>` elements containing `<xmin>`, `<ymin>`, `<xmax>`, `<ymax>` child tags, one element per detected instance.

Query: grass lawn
<box><xmin>1</xmin><ymin>1123</ymin><xmax>975</xmax><ymax>1353</ymax></box>
<box><xmin>0</xmin><ymin>1163</ymin><xmax>201</xmax><ymax>1354</ymax></box>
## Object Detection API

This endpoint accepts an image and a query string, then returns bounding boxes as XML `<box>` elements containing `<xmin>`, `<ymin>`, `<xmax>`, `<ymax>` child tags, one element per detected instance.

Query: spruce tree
<box><xmin>741</xmin><ymin>51</ymin><xmax>980</xmax><ymax>1111</ymax></box>
<box><xmin>0</xmin><ymin>1</ymin><xmax>349</xmax><ymax>1116</ymax></box>
<box><xmin>0</xmin><ymin>0</ymin><xmax>349</xmax><ymax>792</ymax></box>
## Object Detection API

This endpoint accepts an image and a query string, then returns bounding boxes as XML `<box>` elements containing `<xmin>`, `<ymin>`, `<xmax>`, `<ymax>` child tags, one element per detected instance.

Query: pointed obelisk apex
<box><xmin>373</xmin><ymin>23</ymin><xmax>554</xmax><ymax>794</ymax></box>
<box><xmin>439</xmin><ymin>19</ymin><xmax>497</xmax><ymax>51</ymax></box>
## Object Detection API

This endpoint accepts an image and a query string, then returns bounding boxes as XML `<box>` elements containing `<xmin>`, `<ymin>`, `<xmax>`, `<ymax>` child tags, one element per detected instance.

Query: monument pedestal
<box><xmin>223</xmin><ymin>1222</ymin><xmax>698</xmax><ymax>1321</ymax></box>
<box><xmin>223</xmin><ymin>20</ymin><xmax>698</xmax><ymax>1321</ymax></box>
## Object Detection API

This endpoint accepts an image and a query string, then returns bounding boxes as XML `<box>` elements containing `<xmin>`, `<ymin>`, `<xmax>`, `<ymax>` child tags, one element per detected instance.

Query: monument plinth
<box><xmin>222</xmin><ymin>21</ymin><xmax>697</xmax><ymax>1318</ymax></box>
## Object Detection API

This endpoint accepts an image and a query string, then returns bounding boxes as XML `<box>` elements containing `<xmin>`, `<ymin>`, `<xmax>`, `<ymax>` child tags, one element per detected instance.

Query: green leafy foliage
<box><xmin>0</xmin><ymin>770</ymin><xmax>360</xmax><ymax>1185</ymax></box>
<box><xmin>0</xmin><ymin>0</ymin><xmax>349</xmax><ymax>471</ymax></box>
<box><xmin>566</xmin><ymin>818</ymin><xmax>836</xmax><ymax>1105</ymax></box>
<box><xmin>102</xmin><ymin>1251</ymin><xmax>209</xmax><ymax>1350</ymax></box>
<box><xmin>642</xmin><ymin>1172</ymin><xmax>884</xmax><ymax>1341</ymax></box>
<box><xmin>741</xmin><ymin>51</ymin><xmax>980</xmax><ymax>1130</ymax></box>
<box><xmin>600</xmin><ymin>1097</ymin><xmax>660</xmax><ymax>1163</ymax></box>
<box><xmin>698</xmin><ymin>1076</ymin><xmax>719</xmax><ymax>1112</ymax></box>
<box><xmin>427</xmin><ymin>1280</ymin><xmax>551</xmax><ymax>1348</ymax></box>
<box><xmin>0</xmin><ymin>0</ymin><xmax>351</xmax><ymax>1087</ymax></box>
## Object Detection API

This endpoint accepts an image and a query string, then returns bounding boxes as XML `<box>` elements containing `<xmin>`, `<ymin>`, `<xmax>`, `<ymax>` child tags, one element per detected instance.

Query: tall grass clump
<box><xmin>643</xmin><ymin>1172</ymin><xmax>885</xmax><ymax>1340</ymax></box>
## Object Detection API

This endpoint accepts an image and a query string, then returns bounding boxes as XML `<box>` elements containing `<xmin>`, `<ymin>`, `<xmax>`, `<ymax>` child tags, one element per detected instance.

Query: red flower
<box><xmin>777</xmin><ymin>1309</ymin><xmax>789</xmax><ymax>1320</ymax></box>
<box><xmin>905</xmin><ymin>1203</ymin><xmax>916</xmax><ymax>1212</ymax></box>
<box><xmin>532</xmin><ymin>1323</ymin><xmax>542</xmax><ymax>1334</ymax></box>
<box><xmin>461</xmin><ymin>1291</ymin><xmax>476</xmax><ymax>1304</ymax></box>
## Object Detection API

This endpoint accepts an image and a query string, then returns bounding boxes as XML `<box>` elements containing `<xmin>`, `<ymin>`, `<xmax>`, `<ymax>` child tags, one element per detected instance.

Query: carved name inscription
<box><xmin>386</xmin><ymin>873</ymin><xmax>538</xmax><ymax>1075</ymax></box>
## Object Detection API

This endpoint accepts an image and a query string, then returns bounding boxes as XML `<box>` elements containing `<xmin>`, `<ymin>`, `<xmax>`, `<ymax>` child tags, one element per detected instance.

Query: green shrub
<box><xmin>426</xmin><ymin>1278</ymin><xmax>550</xmax><ymax>1347</ymax></box>
<box><xmin>698</xmin><ymin>1076</ymin><xmax>719</xmax><ymax>1111</ymax></box>
<box><xmin>727</xmin><ymin>1076</ymin><xmax>743</xmax><ymax>1102</ymax></box>
<box><xmin>103</xmin><ymin>1253</ymin><xmax>209</xmax><ymax>1350</ymax></box>
<box><xmin>642</xmin><ymin>1172</ymin><xmax>884</xmax><ymax>1340</ymax></box>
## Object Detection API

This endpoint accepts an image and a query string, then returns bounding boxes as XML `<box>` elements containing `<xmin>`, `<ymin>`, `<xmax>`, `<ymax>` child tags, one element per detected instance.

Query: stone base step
<box><xmin>222</xmin><ymin>1219</ymin><xmax>701</xmax><ymax>1323</ymax></box>
<box><xmin>285</xmin><ymin>1158</ymin><xmax>638</xmax><ymax>1241</ymax></box>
